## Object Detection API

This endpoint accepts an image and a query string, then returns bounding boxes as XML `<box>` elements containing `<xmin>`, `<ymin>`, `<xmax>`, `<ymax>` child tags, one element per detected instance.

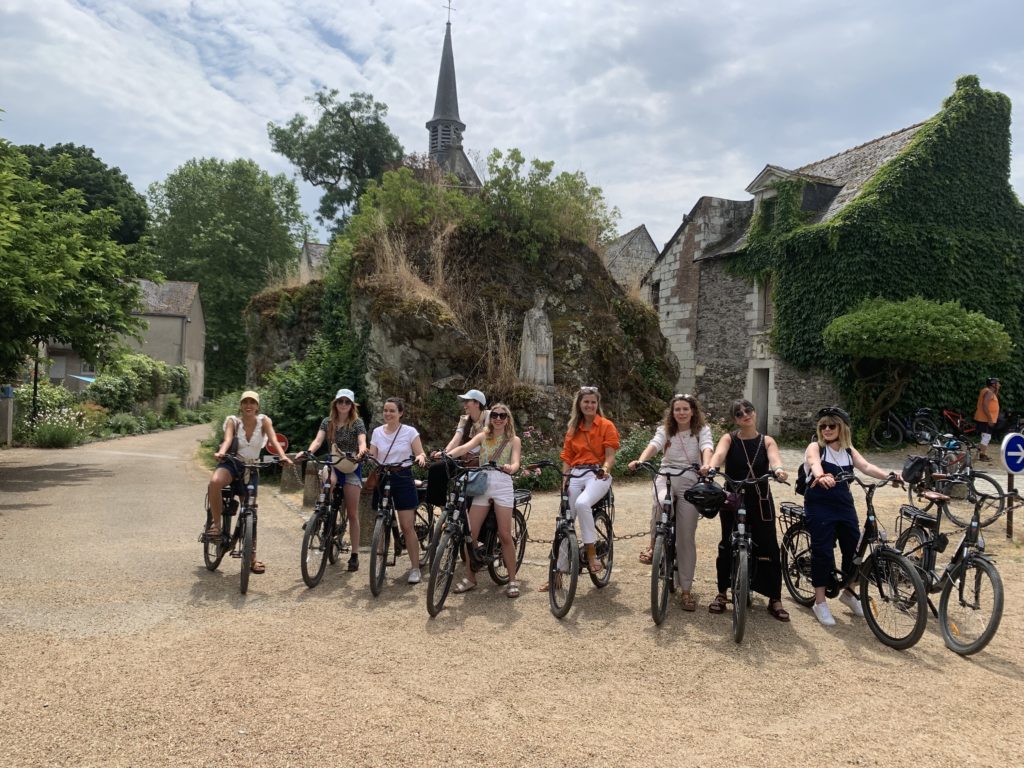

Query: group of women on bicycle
<box><xmin>208</xmin><ymin>385</ymin><xmax>906</xmax><ymax>630</ymax></box>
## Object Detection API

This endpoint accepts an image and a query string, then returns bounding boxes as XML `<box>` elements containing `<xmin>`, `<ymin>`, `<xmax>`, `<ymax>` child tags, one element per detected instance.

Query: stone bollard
<box><xmin>302</xmin><ymin>462</ymin><xmax>320</xmax><ymax>507</ymax></box>
<box><xmin>279</xmin><ymin>460</ymin><xmax>305</xmax><ymax>494</ymax></box>
<box><xmin>357</xmin><ymin>491</ymin><xmax>377</xmax><ymax>553</ymax></box>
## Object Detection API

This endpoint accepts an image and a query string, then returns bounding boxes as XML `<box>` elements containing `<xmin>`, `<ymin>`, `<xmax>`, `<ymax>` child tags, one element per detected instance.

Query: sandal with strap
<box><xmin>767</xmin><ymin>601</ymin><xmax>791</xmax><ymax>622</ymax></box>
<box><xmin>250</xmin><ymin>560</ymin><xmax>266</xmax><ymax>574</ymax></box>
<box><xmin>506</xmin><ymin>580</ymin><xmax>520</xmax><ymax>598</ymax></box>
<box><xmin>708</xmin><ymin>592</ymin><xmax>728</xmax><ymax>614</ymax></box>
<box><xmin>680</xmin><ymin>591</ymin><xmax>697</xmax><ymax>612</ymax></box>
<box><xmin>453</xmin><ymin>577</ymin><xmax>477</xmax><ymax>594</ymax></box>
<box><xmin>638</xmin><ymin>548</ymin><xmax>653</xmax><ymax>565</ymax></box>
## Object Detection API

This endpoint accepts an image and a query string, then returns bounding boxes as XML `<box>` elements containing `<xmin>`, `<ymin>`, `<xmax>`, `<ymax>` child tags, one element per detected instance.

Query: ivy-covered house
<box><xmin>643</xmin><ymin>76</ymin><xmax>1024</xmax><ymax>435</ymax></box>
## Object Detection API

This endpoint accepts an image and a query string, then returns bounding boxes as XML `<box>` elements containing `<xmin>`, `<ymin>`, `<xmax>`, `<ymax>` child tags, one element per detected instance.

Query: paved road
<box><xmin>1</xmin><ymin>426</ymin><xmax>1022</xmax><ymax>767</ymax></box>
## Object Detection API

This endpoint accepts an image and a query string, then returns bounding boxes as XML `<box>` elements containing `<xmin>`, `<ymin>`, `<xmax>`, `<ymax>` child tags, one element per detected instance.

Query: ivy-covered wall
<box><xmin>738</xmin><ymin>75</ymin><xmax>1024</xmax><ymax>417</ymax></box>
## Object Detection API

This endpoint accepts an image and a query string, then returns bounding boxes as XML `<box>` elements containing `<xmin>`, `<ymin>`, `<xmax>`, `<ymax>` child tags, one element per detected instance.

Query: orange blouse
<box><xmin>560</xmin><ymin>414</ymin><xmax>621</xmax><ymax>466</ymax></box>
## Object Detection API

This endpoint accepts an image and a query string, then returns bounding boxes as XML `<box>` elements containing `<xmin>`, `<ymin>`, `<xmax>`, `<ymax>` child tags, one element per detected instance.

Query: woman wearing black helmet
<box><xmin>803</xmin><ymin>405</ymin><xmax>901</xmax><ymax>627</ymax></box>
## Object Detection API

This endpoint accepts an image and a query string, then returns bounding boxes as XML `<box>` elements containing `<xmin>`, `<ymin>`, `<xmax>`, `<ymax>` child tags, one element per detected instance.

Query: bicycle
<box><xmin>297</xmin><ymin>451</ymin><xmax>349</xmax><ymax>588</ymax></box>
<box><xmin>530</xmin><ymin>460</ymin><xmax>615</xmax><ymax>619</ymax></box>
<box><xmin>363</xmin><ymin>454</ymin><xmax>434</xmax><ymax>596</ymax></box>
<box><xmin>200</xmin><ymin>454</ymin><xmax>281</xmax><ymax>595</ymax></box>
<box><xmin>904</xmin><ymin>444</ymin><xmax>1004</xmax><ymax>528</ymax></box>
<box><xmin>424</xmin><ymin>453</ymin><xmax>472</xmax><ymax>568</ymax></box>
<box><xmin>778</xmin><ymin>472</ymin><xmax>929</xmax><ymax>650</ymax></box>
<box><xmin>870</xmin><ymin>408</ymin><xmax>939</xmax><ymax>450</ymax></box>
<box><xmin>634</xmin><ymin>461</ymin><xmax>702</xmax><ymax>625</ymax></box>
<box><xmin>426</xmin><ymin>463</ymin><xmax>531</xmax><ymax>616</ymax></box>
<box><xmin>896</xmin><ymin>487</ymin><xmax>1011</xmax><ymax>655</ymax></box>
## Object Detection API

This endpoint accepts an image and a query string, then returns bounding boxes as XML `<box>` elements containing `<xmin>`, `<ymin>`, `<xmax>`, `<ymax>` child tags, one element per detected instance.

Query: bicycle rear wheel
<box><xmin>240</xmin><ymin>514</ymin><xmax>253</xmax><ymax>595</ymax></box>
<box><xmin>894</xmin><ymin>525</ymin><xmax>930</xmax><ymax>582</ymax></box>
<box><xmin>940</xmin><ymin>472</ymin><xmax>1004</xmax><ymax>528</ymax></box>
<box><xmin>487</xmin><ymin>508</ymin><xmax>527</xmax><ymax>585</ymax></box>
<box><xmin>870</xmin><ymin>417</ymin><xmax>903</xmax><ymax>450</ymax></box>
<box><xmin>780</xmin><ymin>522</ymin><xmax>814</xmax><ymax>607</ymax></box>
<box><xmin>911</xmin><ymin>415</ymin><xmax>940</xmax><ymax>445</ymax></box>
<box><xmin>731</xmin><ymin>547</ymin><xmax>749</xmax><ymax>643</ymax></box>
<box><xmin>860</xmin><ymin>548</ymin><xmax>927</xmax><ymax>650</ymax></box>
<box><xmin>369</xmin><ymin>515</ymin><xmax>391</xmax><ymax>597</ymax></box>
<box><xmin>426</xmin><ymin>528</ymin><xmax>460</xmax><ymax>617</ymax></box>
<box><xmin>300</xmin><ymin>509</ymin><xmax>330</xmax><ymax>588</ymax></box>
<box><xmin>939</xmin><ymin>556</ymin><xmax>1003</xmax><ymax>655</ymax></box>
<box><xmin>202</xmin><ymin>492</ymin><xmax>226</xmax><ymax>571</ymax></box>
<box><xmin>329</xmin><ymin>513</ymin><xmax>347</xmax><ymax>565</ymax></box>
<box><xmin>414</xmin><ymin>501</ymin><xmax>434</xmax><ymax>568</ymax></box>
<box><xmin>549</xmin><ymin>529</ymin><xmax>579</xmax><ymax>619</ymax></box>
<box><xmin>650</xmin><ymin>534</ymin><xmax>672</xmax><ymax>625</ymax></box>
<box><xmin>589</xmin><ymin>510</ymin><xmax>613</xmax><ymax>587</ymax></box>
<box><xmin>425</xmin><ymin>504</ymin><xmax>446</xmax><ymax>567</ymax></box>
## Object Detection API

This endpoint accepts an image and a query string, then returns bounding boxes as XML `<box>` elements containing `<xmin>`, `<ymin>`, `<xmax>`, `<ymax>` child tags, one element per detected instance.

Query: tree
<box><xmin>17</xmin><ymin>142</ymin><xmax>149</xmax><ymax>245</ymax></box>
<box><xmin>267</xmin><ymin>90</ymin><xmax>404</xmax><ymax>232</ymax></box>
<box><xmin>0</xmin><ymin>140</ymin><xmax>150</xmax><ymax>383</ymax></box>
<box><xmin>823</xmin><ymin>297</ymin><xmax>1012</xmax><ymax>427</ymax></box>
<box><xmin>148</xmin><ymin>158</ymin><xmax>307</xmax><ymax>394</ymax></box>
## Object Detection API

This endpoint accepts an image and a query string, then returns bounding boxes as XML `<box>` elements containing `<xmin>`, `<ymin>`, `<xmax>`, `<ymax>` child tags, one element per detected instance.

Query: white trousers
<box><xmin>567</xmin><ymin>471</ymin><xmax>612</xmax><ymax>545</ymax></box>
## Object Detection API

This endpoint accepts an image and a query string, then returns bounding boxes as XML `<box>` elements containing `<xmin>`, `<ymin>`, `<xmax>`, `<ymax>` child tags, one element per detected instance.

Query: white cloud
<box><xmin>2</xmin><ymin>0</ymin><xmax>1023</xmax><ymax>245</ymax></box>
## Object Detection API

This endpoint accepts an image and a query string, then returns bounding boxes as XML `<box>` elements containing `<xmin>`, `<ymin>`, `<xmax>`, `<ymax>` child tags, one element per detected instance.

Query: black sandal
<box><xmin>709</xmin><ymin>593</ymin><xmax>728</xmax><ymax>614</ymax></box>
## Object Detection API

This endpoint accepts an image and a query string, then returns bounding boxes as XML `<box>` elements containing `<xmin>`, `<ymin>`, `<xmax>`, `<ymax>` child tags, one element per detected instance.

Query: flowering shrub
<box><xmin>31</xmin><ymin>407</ymin><xmax>85</xmax><ymax>448</ymax></box>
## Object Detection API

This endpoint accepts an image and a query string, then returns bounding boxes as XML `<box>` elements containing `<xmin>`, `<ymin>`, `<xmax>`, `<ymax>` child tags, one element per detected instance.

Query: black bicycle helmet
<box><xmin>684</xmin><ymin>480</ymin><xmax>726</xmax><ymax>519</ymax></box>
<box><xmin>815</xmin><ymin>405</ymin><xmax>851</xmax><ymax>426</ymax></box>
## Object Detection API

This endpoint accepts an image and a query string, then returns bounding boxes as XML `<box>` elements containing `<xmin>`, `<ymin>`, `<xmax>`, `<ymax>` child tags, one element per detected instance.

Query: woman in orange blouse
<box><xmin>560</xmin><ymin>386</ymin><xmax>620</xmax><ymax>574</ymax></box>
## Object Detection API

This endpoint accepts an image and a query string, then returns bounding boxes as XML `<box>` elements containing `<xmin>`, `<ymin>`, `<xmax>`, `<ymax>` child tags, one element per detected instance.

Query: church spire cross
<box><xmin>443</xmin><ymin>1</ymin><xmax>455</xmax><ymax>23</ymax></box>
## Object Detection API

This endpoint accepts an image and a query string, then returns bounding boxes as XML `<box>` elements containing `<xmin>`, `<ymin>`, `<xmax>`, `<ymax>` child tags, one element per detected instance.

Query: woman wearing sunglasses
<box><xmin>628</xmin><ymin>394</ymin><xmax>714</xmax><ymax>611</ymax></box>
<box><xmin>802</xmin><ymin>406</ymin><xmax>901</xmax><ymax>626</ymax></box>
<box><xmin>702</xmin><ymin>399</ymin><xmax>789</xmax><ymax>621</ymax></box>
<box><xmin>426</xmin><ymin>389</ymin><xmax>490</xmax><ymax>508</ymax></box>
<box><xmin>302</xmin><ymin>388</ymin><xmax>368</xmax><ymax>571</ymax></box>
<box><xmin>442</xmin><ymin>403</ymin><xmax>523</xmax><ymax>597</ymax></box>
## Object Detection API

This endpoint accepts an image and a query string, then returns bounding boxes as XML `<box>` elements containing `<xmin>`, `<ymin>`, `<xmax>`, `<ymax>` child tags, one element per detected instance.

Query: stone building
<box><xmin>426</xmin><ymin>21</ymin><xmax>480</xmax><ymax>187</ymax></box>
<box><xmin>297</xmin><ymin>240</ymin><xmax>328</xmax><ymax>284</ymax></box>
<box><xmin>643</xmin><ymin>124</ymin><xmax>924</xmax><ymax>434</ymax></box>
<box><xmin>603</xmin><ymin>224</ymin><xmax>658</xmax><ymax>292</ymax></box>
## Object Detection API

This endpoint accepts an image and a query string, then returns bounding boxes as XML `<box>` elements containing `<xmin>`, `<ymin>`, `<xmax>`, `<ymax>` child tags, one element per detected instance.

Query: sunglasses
<box><xmin>673</xmin><ymin>393</ymin><xmax>693</xmax><ymax>400</ymax></box>
<box><xmin>491</xmin><ymin>412</ymin><xmax>509</xmax><ymax>420</ymax></box>
<box><xmin>734</xmin><ymin>406</ymin><xmax>754</xmax><ymax>418</ymax></box>
<box><xmin>579</xmin><ymin>386</ymin><xmax>599</xmax><ymax>395</ymax></box>
<box><xmin>336</xmin><ymin>399</ymin><xmax>352</xmax><ymax>405</ymax></box>
<box><xmin>818</xmin><ymin>422</ymin><xmax>838</xmax><ymax>430</ymax></box>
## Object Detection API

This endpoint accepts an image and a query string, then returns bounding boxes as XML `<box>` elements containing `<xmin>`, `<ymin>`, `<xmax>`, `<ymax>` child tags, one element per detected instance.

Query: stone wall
<box><xmin>244</xmin><ymin>282</ymin><xmax>324</xmax><ymax>386</ymax></box>
<box><xmin>604</xmin><ymin>225</ymin><xmax>658</xmax><ymax>291</ymax></box>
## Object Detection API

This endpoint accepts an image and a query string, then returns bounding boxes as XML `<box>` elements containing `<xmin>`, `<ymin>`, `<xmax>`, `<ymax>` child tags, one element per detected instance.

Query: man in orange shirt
<box><xmin>974</xmin><ymin>377</ymin><xmax>1001</xmax><ymax>462</ymax></box>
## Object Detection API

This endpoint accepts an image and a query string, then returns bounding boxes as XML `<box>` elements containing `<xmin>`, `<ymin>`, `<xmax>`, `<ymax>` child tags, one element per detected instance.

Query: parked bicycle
<box><xmin>778</xmin><ymin>472</ymin><xmax>928</xmax><ymax>649</ymax></box>
<box><xmin>423</xmin><ymin>452</ymin><xmax>472</xmax><ymax>568</ymax></box>
<box><xmin>426</xmin><ymin>463</ymin><xmax>530</xmax><ymax>616</ymax></box>
<box><xmin>896</xmin><ymin>486</ymin><xmax>1011</xmax><ymax>654</ymax></box>
<box><xmin>634</xmin><ymin>462</ymin><xmax>703</xmax><ymax>625</ymax></box>
<box><xmin>363</xmin><ymin>454</ymin><xmax>434</xmax><ymax>596</ymax></box>
<box><xmin>297</xmin><ymin>452</ymin><xmax>349</xmax><ymax>588</ymax></box>
<box><xmin>529</xmin><ymin>460</ymin><xmax>614</xmax><ymax>618</ymax></box>
<box><xmin>870</xmin><ymin>408</ymin><xmax>939</xmax><ymax>450</ymax></box>
<box><xmin>200</xmin><ymin>454</ymin><xmax>281</xmax><ymax>595</ymax></box>
<box><xmin>903</xmin><ymin>447</ymin><xmax>1004</xmax><ymax>528</ymax></box>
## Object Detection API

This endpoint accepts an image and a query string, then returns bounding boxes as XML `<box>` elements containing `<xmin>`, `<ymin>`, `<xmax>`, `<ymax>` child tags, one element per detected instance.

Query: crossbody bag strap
<box><xmin>380</xmin><ymin>425</ymin><xmax>402</xmax><ymax>465</ymax></box>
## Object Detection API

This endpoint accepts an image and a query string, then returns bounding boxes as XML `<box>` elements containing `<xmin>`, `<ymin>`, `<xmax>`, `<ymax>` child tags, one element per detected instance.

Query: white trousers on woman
<box><xmin>568</xmin><ymin>471</ymin><xmax>612</xmax><ymax>545</ymax></box>
<box><xmin>649</xmin><ymin>473</ymin><xmax>700</xmax><ymax>592</ymax></box>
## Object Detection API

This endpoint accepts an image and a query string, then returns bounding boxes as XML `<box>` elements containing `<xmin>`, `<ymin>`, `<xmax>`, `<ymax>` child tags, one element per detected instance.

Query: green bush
<box><xmin>108</xmin><ymin>412</ymin><xmax>144</xmax><ymax>435</ymax></box>
<box><xmin>162</xmin><ymin>394</ymin><xmax>184</xmax><ymax>422</ymax></box>
<box><xmin>31</xmin><ymin>408</ymin><xmax>84</xmax><ymax>448</ymax></box>
<box><xmin>13</xmin><ymin>382</ymin><xmax>77</xmax><ymax>442</ymax></box>
<box><xmin>141</xmin><ymin>410</ymin><xmax>162</xmax><ymax>431</ymax></box>
<box><xmin>83</xmin><ymin>353</ymin><xmax>190</xmax><ymax>412</ymax></box>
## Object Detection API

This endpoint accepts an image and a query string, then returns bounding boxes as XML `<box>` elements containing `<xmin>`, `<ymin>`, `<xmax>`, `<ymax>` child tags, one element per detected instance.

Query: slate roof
<box><xmin>605</xmin><ymin>224</ymin><xmax>656</xmax><ymax>265</ymax></box>
<box><xmin>136</xmin><ymin>279</ymin><xmax>199</xmax><ymax>317</ymax></box>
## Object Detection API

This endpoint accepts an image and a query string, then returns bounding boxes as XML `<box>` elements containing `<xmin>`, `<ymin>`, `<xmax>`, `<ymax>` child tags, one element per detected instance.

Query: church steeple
<box><xmin>426</xmin><ymin>22</ymin><xmax>466</xmax><ymax>156</ymax></box>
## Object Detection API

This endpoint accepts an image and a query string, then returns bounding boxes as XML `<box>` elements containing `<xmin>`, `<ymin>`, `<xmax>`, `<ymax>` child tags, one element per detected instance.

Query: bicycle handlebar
<box><xmin>827</xmin><ymin>470</ymin><xmax>903</xmax><ymax>491</ymax></box>
<box><xmin>525</xmin><ymin>459</ymin><xmax>606</xmax><ymax>479</ymax></box>
<box><xmin>721</xmin><ymin>471</ymin><xmax>790</xmax><ymax>489</ymax></box>
<box><xmin>633</xmin><ymin>461</ymin><xmax>700</xmax><ymax>479</ymax></box>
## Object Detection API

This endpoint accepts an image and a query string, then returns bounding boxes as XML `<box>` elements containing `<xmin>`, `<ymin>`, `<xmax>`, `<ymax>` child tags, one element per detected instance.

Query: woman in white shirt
<box><xmin>628</xmin><ymin>394</ymin><xmax>713</xmax><ymax>611</ymax></box>
<box><xmin>368</xmin><ymin>397</ymin><xmax>428</xmax><ymax>583</ymax></box>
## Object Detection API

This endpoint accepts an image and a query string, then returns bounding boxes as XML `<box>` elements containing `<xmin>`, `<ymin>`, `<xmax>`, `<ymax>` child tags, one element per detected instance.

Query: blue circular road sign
<box><xmin>1001</xmin><ymin>432</ymin><xmax>1024</xmax><ymax>474</ymax></box>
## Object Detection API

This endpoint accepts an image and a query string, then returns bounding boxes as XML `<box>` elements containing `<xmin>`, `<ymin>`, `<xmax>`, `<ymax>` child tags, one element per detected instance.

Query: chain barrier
<box><xmin>525</xmin><ymin>529</ymin><xmax>648</xmax><ymax>545</ymax></box>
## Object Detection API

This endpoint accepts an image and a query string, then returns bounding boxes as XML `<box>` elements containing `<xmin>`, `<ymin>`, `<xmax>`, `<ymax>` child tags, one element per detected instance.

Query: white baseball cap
<box><xmin>334</xmin><ymin>388</ymin><xmax>355</xmax><ymax>402</ymax></box>
<box><xmin>457</xmin><ymin>389</ymin><xmax>486</xmax><ymax>406</ymax></box>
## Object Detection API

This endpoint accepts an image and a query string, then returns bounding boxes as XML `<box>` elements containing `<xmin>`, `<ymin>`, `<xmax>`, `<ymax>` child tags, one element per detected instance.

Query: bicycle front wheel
<box><xmin>203</xmin><ymin>492</ymin><xmax>226</xmax><ymax>572</ymax></box>
<box><xmin>300</xmin><ymin>509</ymin><xmax>330</xmax><ymax>588</ymax></box>
<box><xmin>939</xmin><ymin>556</ymin><xmax>1003</xmax><ymax>655</ymax></box>
<box><xmin>415</xmin><ymin>501</ymin><xmax>435</xmax><ymax>568</ymax></box>
<box><xmin>240</xmin><ymin>514</ymin><xmax>253</xmax><ymax>595</ymax></box>
<box><xmin>369</xmin><ymin>516</ymin><xmax>391</xmax><ymax>597</ymax></box>
<box><xmin>425</xmin><ymin>504</ymin><xmax>446</xmax><ymax>567</ymax></box>
<box><xmin>426</xmin><ymin>528</ymin><xmax>460</xmax><ymax>617</ymax></box>
<box><xmin>549</xmin><ymin>529</ymin><xmax>579</xmax><ymax>619</ymax></box>
<box><xmin>942</xmin><ymin>472</ymin><xmax>1004</xmax><ymax>529</ymax></box>
<box><xmin>860</xmin><ymin>548</ymin><xmax>927</xmax><ymax>650</ymax></box>
<box><xmin>650</xmin><ymin>534</ymin><xmax>671</xmax><ymax>625</ymax></box>
<box><xmin>731</xmin><ymin>547</ymin><xmax>749</xmax><ymax>643</ymax></box>
<box><xmin>589</xmin><ymin>510</ymin><xmax>613</xmax><ymax>587</ymax></box>
<box><xmin>780</xmin><ymin>522</ymin><xmax>814</xmax><ymax>607</ymax></box>
<box><xmin>911</xmin><ymin>415</ymin><xmax>940</xmax><ymax>445</ymax></box>
<box><xmin>870</xmin><ymin>417</ymin><xmax>903</xmax><ymax>450</ymax></box>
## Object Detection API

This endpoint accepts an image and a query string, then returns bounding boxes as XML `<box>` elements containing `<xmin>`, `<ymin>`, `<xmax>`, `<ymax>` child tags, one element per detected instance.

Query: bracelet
<box><xmin>772</xmin><ymin>465</ymin><xmax>785</xmax><ymax>472</ymax></box>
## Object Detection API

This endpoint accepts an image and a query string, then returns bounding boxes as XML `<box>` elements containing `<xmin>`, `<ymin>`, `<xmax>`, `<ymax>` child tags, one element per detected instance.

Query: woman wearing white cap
<box><xmin>207</xmin><ymin>390</ymin><xmax>292</xmax><ymax>574</ymax></box>
<box><xmin>426</xmin><ymin>388</ymin><xmax>490</xmax><ymax>508</ymax></box>
<box><xmin>303</xmin><ymin>388</ymin><xmax>368</xmax><ymax>571</ymax></box>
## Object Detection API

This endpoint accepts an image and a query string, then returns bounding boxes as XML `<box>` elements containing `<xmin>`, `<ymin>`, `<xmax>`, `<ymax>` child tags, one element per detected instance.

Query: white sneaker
<box><xmin>838</xmin><ymin>590</ymin><xmax>865</xmax><ymax>617</ymax></box>
<box><xmin>813</xmin><ymin>601</ymin><xmax>836</xmax><ymax>626</ymax></box>
<box><xmin>407</xmin><ymin>568</ymin><xmax>421</xmax><ymax>584</ymax></box>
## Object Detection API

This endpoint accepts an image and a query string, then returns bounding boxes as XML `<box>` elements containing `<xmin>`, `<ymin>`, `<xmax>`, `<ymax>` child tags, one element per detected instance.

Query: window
<box><xmin>757</xmin><ymin>274</ymin><xmax>774</xmax><ymax>328</ymax></box>
<box><xmin>650</xmin><ymin>280</ymin><xmax>661</xmax><ymax>313</ymax></box>
<box><xmin>761</xmin><ymin>198</ymin><xmax>777</xmax><ymax>230</ymax></box>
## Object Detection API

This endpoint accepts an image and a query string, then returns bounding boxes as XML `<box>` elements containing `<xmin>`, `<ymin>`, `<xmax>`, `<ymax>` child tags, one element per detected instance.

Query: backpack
<box><xmin>902</xmin><ymin>455</ymin><xmax>931</xmax><ymax>485</ymax></box>
<box><xmin>796</xmin><ymin>444</ymin><xmax>853</xmax><ymax>496</ymax></box>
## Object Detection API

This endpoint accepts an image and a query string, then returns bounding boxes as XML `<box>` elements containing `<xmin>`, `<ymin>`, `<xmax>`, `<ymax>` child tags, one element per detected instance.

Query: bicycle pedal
<box><xmin>229</xmin><ymin>551</ymin><xmax>242</xmax><ymax>559</ymax></box>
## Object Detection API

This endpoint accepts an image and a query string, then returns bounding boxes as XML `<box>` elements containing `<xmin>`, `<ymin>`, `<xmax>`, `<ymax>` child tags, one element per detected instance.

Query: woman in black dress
<box><xmin>702</xmin><ymin>399</ymin><xmax>790</xmax><ymax>621</ymax></box>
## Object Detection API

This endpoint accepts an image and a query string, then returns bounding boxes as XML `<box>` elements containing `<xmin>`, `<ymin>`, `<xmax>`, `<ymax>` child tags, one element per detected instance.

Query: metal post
<box><xmin>1007</xmin><ymin>473</ymin><xmax>1014</xmax><ymax>540</ymax></box>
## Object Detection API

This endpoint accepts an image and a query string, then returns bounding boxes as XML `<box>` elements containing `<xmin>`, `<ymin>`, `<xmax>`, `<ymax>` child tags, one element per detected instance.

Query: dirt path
<box><xmin>0</xmin><ymin>428</ymin><xmax>1021</xmax><ymax>767</ymax></box>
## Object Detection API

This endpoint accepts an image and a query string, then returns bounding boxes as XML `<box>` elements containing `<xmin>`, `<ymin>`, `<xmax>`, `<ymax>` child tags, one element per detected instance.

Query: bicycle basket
<box><xmin>901</xmin><ymin>455</ymin><xmax>930</xmax><ymax>485</ymax></box>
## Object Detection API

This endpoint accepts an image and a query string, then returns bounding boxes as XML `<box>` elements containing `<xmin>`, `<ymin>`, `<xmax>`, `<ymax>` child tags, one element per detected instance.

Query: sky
<box><xmin>2</xmin><ymin>0</ymin><xmax>1023</xmax><ymax>249</ymax></box>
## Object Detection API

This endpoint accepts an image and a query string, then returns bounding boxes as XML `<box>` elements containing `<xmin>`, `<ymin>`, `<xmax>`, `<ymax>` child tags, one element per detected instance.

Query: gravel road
<box><xmin>1</xmin><ymin>425</ymin><xmax>1021</xmax><ymax>767</ymax></box>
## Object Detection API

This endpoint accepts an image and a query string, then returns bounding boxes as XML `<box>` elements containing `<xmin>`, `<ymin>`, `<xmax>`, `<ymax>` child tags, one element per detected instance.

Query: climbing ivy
<box><xmin>732</xmin><ymin>75</ymin><xmax>1024</xmax><ymax>419</ymax></box>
